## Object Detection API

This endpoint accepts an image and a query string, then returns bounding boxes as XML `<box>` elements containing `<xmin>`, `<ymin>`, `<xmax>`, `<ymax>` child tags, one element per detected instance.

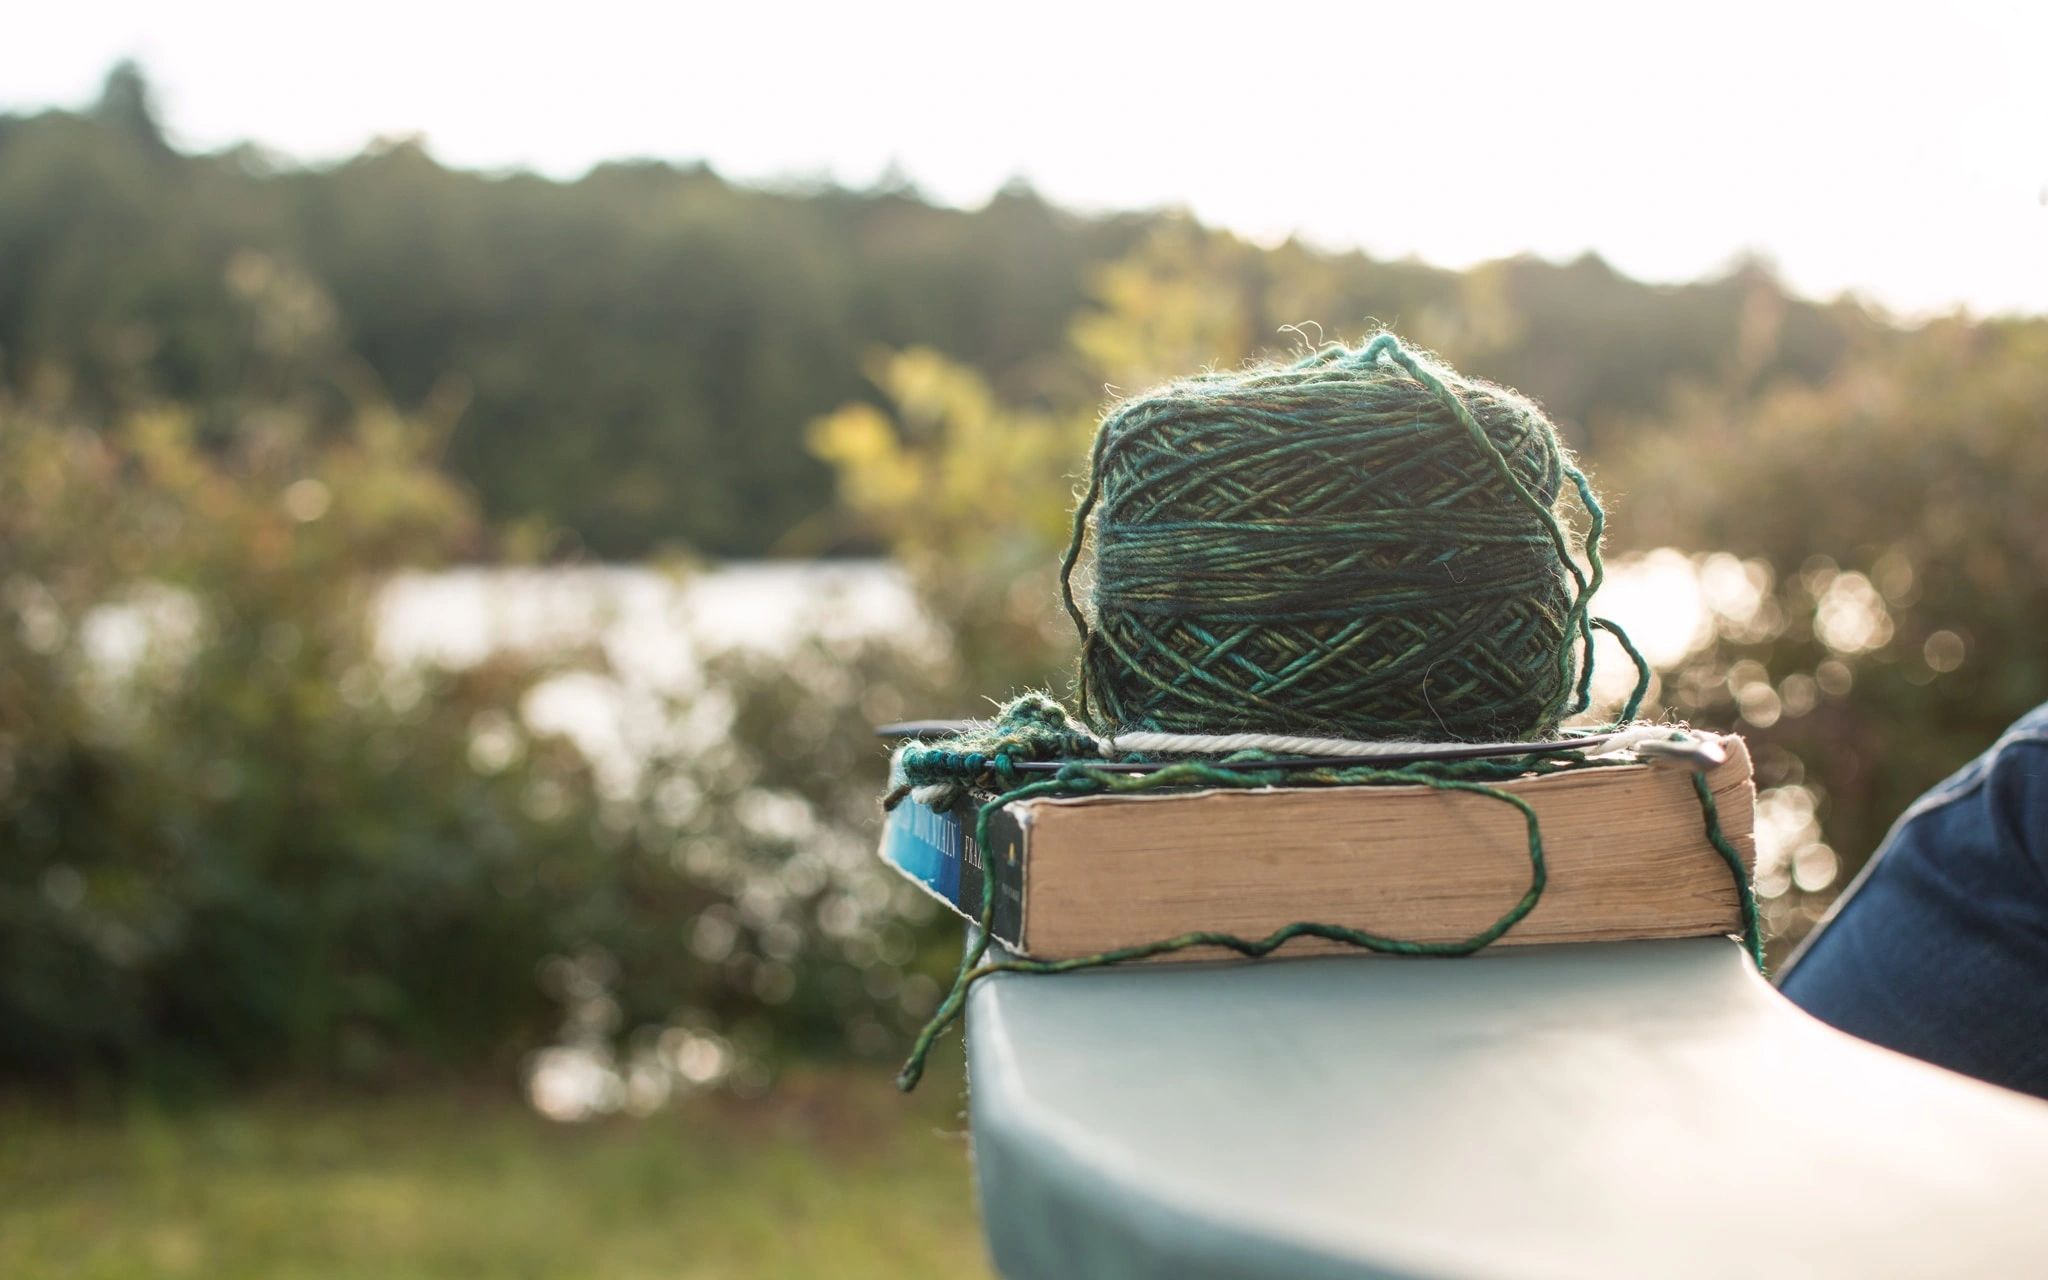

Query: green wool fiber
<box><xmin>1064</xmin><ymin>333</ymin><xmax>1600</xmax><ymax>742</ymax></box>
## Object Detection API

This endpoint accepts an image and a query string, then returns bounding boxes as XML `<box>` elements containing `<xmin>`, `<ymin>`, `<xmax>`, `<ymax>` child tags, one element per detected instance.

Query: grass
<box><xmin>0</xmin><ymin>1056</ymin><xmax>990</xmax><ymax>1280</ymax></box>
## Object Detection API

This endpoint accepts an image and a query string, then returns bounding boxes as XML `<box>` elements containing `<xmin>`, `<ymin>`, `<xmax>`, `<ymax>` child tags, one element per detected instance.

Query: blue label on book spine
<box><xmin>879</xmin><ymin>795</ymin><xmax>1027</xmax><ymax>947</ymax></box>
<box><xmin>881</xmin><ymin>796</ymin><xmax>964</xmax><ymax>904</ymax></box>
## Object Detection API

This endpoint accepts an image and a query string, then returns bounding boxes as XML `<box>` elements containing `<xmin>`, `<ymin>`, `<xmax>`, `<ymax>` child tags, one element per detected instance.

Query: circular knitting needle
<box><xmin>873</xmin><ymin>722</ymin><xmax>1727</xmax><ymax>773</ymax></box>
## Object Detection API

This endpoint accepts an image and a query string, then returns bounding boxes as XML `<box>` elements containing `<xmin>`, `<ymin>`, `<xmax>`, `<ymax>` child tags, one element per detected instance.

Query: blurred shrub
<box><xmin>810</xmin><ymin>347</ymin><xmax>1087</xmax><ymax>701</ymax></box>
<box><xmin>1613</xmin><ymin>316</ymin><xmax>2048</xmax><ymax>949</ymax></box>
<box><xmin>808</xmin><ymin>221</ymin><xmax>1311</xmax><ymax>700</ymax></box>
<box><xmin>0</xmin><ymin>397</ymin><xmax>946</xmax><ymax>1091</ymax></box>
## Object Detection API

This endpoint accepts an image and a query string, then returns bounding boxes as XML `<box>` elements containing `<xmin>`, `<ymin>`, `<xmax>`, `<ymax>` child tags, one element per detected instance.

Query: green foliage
<box><xmin>0</xmin><ymin>394</ymin><xmax>947</xmax><ymax>1087</ymax></box>
<box><xmin>809</xmin><ymin>348</ymin><xmax>1090</xmax><ymax>699</ymax></box>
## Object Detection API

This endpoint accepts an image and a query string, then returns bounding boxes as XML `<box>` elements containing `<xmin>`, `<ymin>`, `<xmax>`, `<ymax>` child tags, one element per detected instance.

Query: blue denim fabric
<box><xmin>1779</xmin><ymin>703</ymin><xmax>2048</xmax><ymax>1099</ymax></box>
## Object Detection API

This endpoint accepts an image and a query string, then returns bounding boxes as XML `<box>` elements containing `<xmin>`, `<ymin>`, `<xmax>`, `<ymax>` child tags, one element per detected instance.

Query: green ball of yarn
<box><xmin>1062</xmin><ymin>333</ymin><xmax>1603</xmax><ymax>743</ymax></box>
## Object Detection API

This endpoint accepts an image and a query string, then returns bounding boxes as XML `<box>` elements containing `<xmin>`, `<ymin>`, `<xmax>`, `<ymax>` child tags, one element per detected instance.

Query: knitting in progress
<box><xmin>885</xmin><ymin>333</ymin><xmax>1758</xmax><ymax>1091</ymax></box>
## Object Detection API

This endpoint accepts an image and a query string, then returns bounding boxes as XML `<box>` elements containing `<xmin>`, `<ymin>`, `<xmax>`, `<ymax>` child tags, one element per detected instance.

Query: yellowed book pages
<box><xmin>1010</xmin><ymin>736</ymin><xmax>1754</xmax><ymax>961</ymax></box>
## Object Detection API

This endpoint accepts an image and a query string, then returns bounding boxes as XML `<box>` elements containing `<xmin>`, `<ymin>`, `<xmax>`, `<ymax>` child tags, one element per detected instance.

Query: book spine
<box><xmin>879</xmin><ymin>795</ymin><xmax>1027</xmax><ymax>949</ymax></box>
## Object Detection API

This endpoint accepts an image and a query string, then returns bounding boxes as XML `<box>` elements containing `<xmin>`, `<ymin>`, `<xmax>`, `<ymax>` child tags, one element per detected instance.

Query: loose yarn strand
<box><xmin>1059</xmin><ymin>422</ymin><xmax>1115</xmax><ymax>725</ymax></box>
<box><xmin>1696</xmin><ymin>771</ymin><xmax>1766</xmax><ymax>969</ymax></box>
<box><xmin>1355</xmin><ymin>334</ymin><xmax>1597</xmax><ymax>726</ymax></box>
<box><xmin>896</xmin><ymin>756</ymin><xmax>1554</xmax><ymax>1092</ymax></box>
<box><xmin>1567</xmin><ymin>467</ymin><xmax>1611</xmax><ymax>716</ymax></box>
<box><xmin>1593</xmin><ymin>616</ymin><xmax>1653</xmax><ymax>725</ymax></box>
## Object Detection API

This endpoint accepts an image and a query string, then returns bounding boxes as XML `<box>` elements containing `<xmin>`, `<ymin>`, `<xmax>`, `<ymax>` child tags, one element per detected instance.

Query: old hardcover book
<box><xmin>879</xmin><ymin>736</ymin><xmax>1755</xmax><ymax>961</ymax></box>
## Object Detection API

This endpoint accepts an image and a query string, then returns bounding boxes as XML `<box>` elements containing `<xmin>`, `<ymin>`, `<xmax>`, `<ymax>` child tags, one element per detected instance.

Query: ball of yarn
<box><xmin>1064</xmin><ymin>333</ymin><xmax>1596</xmax><ymax>743</ymax></box>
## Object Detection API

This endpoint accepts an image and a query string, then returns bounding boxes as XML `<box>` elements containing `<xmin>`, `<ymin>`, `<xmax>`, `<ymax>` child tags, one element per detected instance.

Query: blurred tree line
<box><xmin>7</xmin><ymin>65</ymin><xmax>1877</xmax><ymax>559</ymax></box>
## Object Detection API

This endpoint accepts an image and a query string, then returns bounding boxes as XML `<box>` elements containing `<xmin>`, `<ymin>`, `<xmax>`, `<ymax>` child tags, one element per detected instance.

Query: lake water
<box><xmin>370</xmin><ymin>551</ymin><xmax>1751</xmax><ymax>766</ymax></box>
<box><xmin>376</xmin><ymin>560</ymin><xmax>922</xmax><ymax>673</ymax></box>
<box><xmin>86</xmin><ymin>548</ymin><xmax>1780</xmax><ymax>807</ymax></box>
<box><xmin>374</xmin><ymin>560</ymin><xmax>925</xmax><ymax>794</ymax></box>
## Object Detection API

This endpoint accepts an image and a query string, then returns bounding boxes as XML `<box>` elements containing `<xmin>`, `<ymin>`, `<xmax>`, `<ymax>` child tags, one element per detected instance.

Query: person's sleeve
<box><xmin>1778</xmin><ymin>706</ymin><xmax>2048</xmax><ymax>1099</ymax></box>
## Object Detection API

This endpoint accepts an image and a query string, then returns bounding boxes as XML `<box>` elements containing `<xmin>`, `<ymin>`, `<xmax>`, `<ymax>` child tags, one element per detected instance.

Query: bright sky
<box><xmin>9</xmin><ymin>1</ymin><xmax>2047</xmax><ymax>317</ymax></box>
